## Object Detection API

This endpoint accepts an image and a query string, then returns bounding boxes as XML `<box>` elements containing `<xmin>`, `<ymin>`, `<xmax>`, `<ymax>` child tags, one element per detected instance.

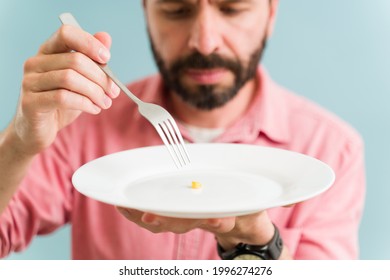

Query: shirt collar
<box><xmin>255</xmin><ymin>67</ymin><xmax>291</xmax><ymax>143</ymax></box>
<box><xmin>216</xmin><ymin>67</ymin><xmax>291</xmax><ymax>144</ymax></box>
<box><xmin>147</xmin><ymin>67</ymin><xmax>291</xmax><ymax>144</ymax></box>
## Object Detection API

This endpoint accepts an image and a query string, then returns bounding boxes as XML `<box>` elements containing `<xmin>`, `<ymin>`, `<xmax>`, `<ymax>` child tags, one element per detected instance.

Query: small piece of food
<box><xmin>191</xmin><ymin>181</ymin><xmax>202</xmax><ymax>189</ymax></box>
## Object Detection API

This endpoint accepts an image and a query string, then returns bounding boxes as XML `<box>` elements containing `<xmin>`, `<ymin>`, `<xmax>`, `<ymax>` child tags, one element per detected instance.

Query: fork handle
<box><xmin>59</xmin><ymin>13</ymin><xmax>142</xmax><ymax>106</ymax></box>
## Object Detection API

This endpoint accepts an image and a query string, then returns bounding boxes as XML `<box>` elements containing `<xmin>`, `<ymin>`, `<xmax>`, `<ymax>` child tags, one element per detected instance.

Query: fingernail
<box><xmin>104</xmin><ymin>96</ymin><xmax>112</xmax><ymax>108</ymax></box>
<box><xmin>209</xmin><ymin>223</ymin><xmax>221</xmax><ymax>229</ymax></box>
<box><xmin>142</xmin><ymin>215</ymin><xmax>161</xmax><ymax>226</ymax></box>
<box><xmin>207</xmin><ymin>219</ymin><xmax>221</xmax><ymax>229</ymax></box>
<box><xmin>92</xmin><ymin>105</ymin><xmax>101</xmax><ymax>114</ymax></box>
<box><xmin>111</xmin><ymin>83</ymin><xmax>120</xmax><ymax>98</ymax></box>
<box><xmin>98</xmin><ymin>47</ymin><xmax>110</xmax><ymax>63</ymax></box>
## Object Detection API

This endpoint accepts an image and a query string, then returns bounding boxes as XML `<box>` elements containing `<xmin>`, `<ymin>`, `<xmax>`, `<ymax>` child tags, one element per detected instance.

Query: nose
<box><xmin>188</xmin><ymin>8</ymin><xmax>222</xmax><ymax>56</ymax></box>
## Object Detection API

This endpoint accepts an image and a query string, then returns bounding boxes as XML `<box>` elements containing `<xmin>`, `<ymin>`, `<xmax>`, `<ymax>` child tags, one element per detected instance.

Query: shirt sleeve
<box><xmin>0</xmin><ymin>127</ymin><xmax>77</xmax><ymax>258</ymax></box>
<box><xmin>278</xmin><ymin>135</ymin><xmax>366</xmax><ymax>259</ymax></box>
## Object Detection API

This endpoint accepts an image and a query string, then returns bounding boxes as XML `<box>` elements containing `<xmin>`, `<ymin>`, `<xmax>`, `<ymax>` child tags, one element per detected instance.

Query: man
<box><xmin>0</xmin><ymin>0</ymin><xmax>365</xmax><ymax>259</ymax></box>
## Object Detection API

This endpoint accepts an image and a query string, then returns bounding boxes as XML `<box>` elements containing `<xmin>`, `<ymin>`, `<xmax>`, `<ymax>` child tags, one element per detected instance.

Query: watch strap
<box><xmin>217</xmin><ymin>224</ymin><xmax>283</xmax><ymax>260</ymax></box>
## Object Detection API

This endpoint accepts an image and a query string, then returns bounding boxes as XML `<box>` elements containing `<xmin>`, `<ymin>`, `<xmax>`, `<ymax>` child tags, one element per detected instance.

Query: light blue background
<box><xmin>1</xmin><ymin>0</ymin><xmax>389</xmax><ymax>259</ymax></box>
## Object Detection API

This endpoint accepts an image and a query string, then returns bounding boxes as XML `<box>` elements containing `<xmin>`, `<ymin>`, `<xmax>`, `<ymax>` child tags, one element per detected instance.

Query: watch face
<box><xmin>233</xmin><ymin>254</ymin><xmax>264</xmax><ymax>260</ymax></box>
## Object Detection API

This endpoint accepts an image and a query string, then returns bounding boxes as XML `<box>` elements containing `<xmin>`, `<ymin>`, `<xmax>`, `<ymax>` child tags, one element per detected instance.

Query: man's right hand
<box><xmin>11</xmin><ymin>24</ymin><xmax>120</xmax><ymax>156</ymax></box>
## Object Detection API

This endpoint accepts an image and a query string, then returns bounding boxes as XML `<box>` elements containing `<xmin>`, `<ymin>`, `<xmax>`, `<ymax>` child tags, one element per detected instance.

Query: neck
<box><xmin>169</xmin><ymin>78</ymin><xmax>258</xmax><ymax>129</ymax></box>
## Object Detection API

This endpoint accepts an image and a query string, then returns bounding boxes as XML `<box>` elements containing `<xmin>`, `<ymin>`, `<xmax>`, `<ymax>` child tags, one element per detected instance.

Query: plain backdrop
<box><xmin>1</xmin><ymin>0</ymin><xmax>389</xmax><ymax>259</ymax></box>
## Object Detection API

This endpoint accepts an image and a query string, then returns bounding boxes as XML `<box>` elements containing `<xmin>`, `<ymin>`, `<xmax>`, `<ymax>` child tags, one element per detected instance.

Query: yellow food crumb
<box><xmin>191</xmin><ymin>181</ymin><xmax>202</xmax><ymax>189</ymax></box>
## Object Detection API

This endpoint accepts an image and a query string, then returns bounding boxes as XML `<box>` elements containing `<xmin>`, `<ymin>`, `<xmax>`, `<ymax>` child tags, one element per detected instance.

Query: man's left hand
<box><xmin>116</xmin><ymin>207</ymin><xmax>275</xmax><ymax>251</ymax></box>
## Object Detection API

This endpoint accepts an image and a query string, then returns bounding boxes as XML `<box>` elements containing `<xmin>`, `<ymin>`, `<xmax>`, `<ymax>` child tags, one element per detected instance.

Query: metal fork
<box><xmin>59</xmin><ymin>13</ymin><xmax>190</xmax><ymax>168</ymax></box>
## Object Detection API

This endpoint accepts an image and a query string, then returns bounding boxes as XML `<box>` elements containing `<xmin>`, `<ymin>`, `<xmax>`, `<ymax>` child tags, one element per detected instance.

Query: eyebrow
<box><xmin>218</xmin><ymin>0</ymin><xmax>252</xmax><ymax>2</ymax></box>
<box><xmin>156</xmin><ymin>0</ymin><xmax>253</xmax><ymax>3</ymax></box>
<box><xmin>153</xmin><ymin>0</ymin><xmax>255</xmax><ymax>7</ymax></box>
<box><xmin>156</xmin><ymin>0</ymin><xmax>193</xmax><ymax>3</ymax></box>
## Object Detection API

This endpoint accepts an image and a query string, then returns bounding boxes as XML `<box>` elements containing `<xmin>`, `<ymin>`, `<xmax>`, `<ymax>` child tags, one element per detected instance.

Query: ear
<box><xmin>265</xmin><ymin>0</ymin><xmax>279</xmax><ymax>38</ymax></box>
<box><xmin>143</xmin><ymin>0</ymin><xmax>147</xmax><ymax>9</ymax></box>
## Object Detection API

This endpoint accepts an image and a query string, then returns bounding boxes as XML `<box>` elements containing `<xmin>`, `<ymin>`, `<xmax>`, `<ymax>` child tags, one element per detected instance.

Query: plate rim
<box><xmin>72</xmin><ymin>143</ymin><xmax>335</xmax><ymax>218</ymax></box>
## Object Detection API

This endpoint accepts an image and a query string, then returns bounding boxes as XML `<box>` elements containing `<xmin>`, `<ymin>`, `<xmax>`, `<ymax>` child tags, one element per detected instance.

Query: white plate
<box><xmin>72</xmin><ymin>144</ymin><xmax>335</xmax><ymax>218</ymax></box>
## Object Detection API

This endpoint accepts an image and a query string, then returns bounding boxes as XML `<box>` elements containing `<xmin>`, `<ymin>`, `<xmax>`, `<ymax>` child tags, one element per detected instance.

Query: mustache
<box><xmin>170</xmin><ymin>52</ymin><xmax>241</xmax><ymax>74</ymax></box>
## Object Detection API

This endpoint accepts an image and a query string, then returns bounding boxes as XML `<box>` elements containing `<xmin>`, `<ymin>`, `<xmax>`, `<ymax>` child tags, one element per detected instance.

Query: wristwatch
<box><xmin>217</xmin><ymin>225</ymin><xmax>283</xmax><ymax>260</ymax></box>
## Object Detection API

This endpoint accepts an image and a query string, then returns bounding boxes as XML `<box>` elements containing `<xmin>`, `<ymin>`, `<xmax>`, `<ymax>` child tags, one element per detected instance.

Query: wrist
<box><xmin>215</xmin><ymin>212</ymin><xmax>275</xmax><ymax>251</ymax></box>
<box><xmin>1</xmin><ymin>121</ymin><xmax>37</xmax><ymax>161</ymax></box>
<box><xmin>217</xmin><ymin>224</ymin><xmax>284</xmax><ymax>260</ymax></box>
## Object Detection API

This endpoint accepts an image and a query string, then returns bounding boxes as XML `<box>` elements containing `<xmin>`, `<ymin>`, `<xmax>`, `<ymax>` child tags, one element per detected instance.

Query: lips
<box><xmin>184</xmin><ymin>68</ymin><xmax>228</xmax><ymax>85</ymax></box>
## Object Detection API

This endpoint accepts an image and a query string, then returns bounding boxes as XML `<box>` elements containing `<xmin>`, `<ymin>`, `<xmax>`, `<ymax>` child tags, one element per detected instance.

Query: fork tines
<box><xmin>155</xmin><ymin>119</ymin><xmax>191</xmax><ymax>168</ymax></box>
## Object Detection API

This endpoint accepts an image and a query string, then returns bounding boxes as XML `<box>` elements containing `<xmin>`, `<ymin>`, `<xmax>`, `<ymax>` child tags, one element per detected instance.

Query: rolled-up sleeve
<box><xmin>0</xmin><ymin>131</ymin><xmax>75</xmax><ymax>258</ymax></box>
<box><xmin>272</xmin><ymin>136</ymin><xmax>366</xmax><ymax>259</ymax></box>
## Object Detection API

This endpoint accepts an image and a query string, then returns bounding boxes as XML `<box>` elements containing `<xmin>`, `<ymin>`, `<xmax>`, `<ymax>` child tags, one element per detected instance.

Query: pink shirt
<box><xmin>0</xmin><ymin>67</ymin><xmax>365</xmax><ymax>259</ymax></box>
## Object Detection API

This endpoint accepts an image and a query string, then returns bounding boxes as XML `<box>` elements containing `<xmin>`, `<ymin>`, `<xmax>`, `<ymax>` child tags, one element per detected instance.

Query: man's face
<box><xmin>144</xmin><ymin>0</ymin><xmax>276</xmax><ymax>110</ymax></box>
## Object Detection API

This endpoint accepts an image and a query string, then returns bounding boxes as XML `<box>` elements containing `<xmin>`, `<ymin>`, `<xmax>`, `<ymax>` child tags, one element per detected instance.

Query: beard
<box><xmin>149</xmin><ymin>35</ymin><xmax>267</xmax><ymax>110</ymax></box>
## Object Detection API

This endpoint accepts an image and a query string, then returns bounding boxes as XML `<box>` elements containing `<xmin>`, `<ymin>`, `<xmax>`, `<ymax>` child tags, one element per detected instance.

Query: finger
<box><xmin>25</xmin><ymin>89</ymin><xmax>102</xmax><ymax>115</ymax></box>
<box><xmin>200</xmin><ymin>217</ymin><xmax>236</xmax><ymax>233</ymax></box>
<box><xmin>283</xmin><ymin>204</ymin><xmax>296</xmax><ymax>208</ymax></box>
<box><xmin>94</xmin><ymin>32</ymin><xmax>112</xmax><ymax>50</ymax></box>
<box><xmin>141</xmin><ymin>213</ymin><xmax>207</xmax><ymax>234</ymax></box>
<box><xmin>24</xmin><ymin>52</ymin><xmax>120</xmax><ymax>99</ymax></box>
<box><xmin>141</xmin><ymin>213</ymin><xmax>163</xmax><ymax>227</ymax></box>
<box><xmin>141</xmin><ymin>214</ymin><xmax>235</xmax><ymax>234</ymax></box>
<box><xmin>116</xmin><ymin>208</ymin><xmax>165</xmax><ymax>234</ymax></box>
<box><xmin>117</xmin><ymin>207</ymin><xmax>218</xmax><ymax>234</ymax></box>
<box><xmin>117</xmin><ymin>207</ymin><xmax>144</xmax><ymax>224</ymax></box>
<box><xmin>39</xmin><ymin>25</ymin><xmax>110</xmax><ymax>64</ymax></box>
<box><xmin>26</xmin><ymin>69</ymin><xmax>112</xmax><ymax>110</ymax></box>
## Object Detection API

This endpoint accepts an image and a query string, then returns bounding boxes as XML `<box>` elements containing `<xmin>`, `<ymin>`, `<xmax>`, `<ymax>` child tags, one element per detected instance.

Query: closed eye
<box><xmin>159</xmin><ymin>3</ymin><xmax>194</xmax><ymax>19</ymax></box>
